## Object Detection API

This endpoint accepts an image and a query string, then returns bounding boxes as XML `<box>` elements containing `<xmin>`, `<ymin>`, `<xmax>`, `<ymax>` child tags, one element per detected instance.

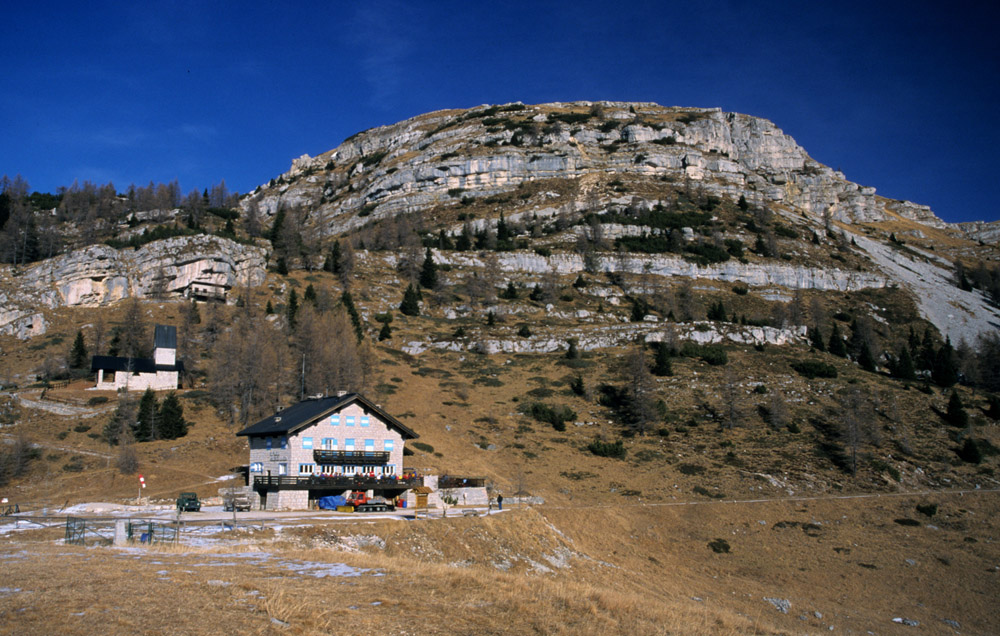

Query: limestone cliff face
<box><xmin>435</xmin><ymin>251</ymin><xmax>887</xmax><ymax>292</ymax></box>
<box><xmin>242</xmin><ymin>102</ymin><xmax>943</xmax><ymax>231</ymax></box>
<box><xmin>0</xmin><ymin>235</ymin><xmax>266</xmax><ymax>338</ymax></box>
<box><xmin>956</xmin><ymin>220</ymin><xmax>1000</xmax><ymax>244</ymax></box>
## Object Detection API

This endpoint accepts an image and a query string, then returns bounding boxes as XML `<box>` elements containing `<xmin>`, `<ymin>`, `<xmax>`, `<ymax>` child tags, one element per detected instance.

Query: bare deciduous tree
<box><xmin>119</xmin><ymin>298</ymin><xmax>150</xmax><ymax>359</ymax></box>
<box><xmin>209</xmin><ymin>308</ymin><xmax>288</xmax><ymax>427</ymax></box>
<box><xmin>839</xmin><ymin>387</ymin><xmax>873</xmax><ymax>476</ymax></box>
<box><xmin>719</xmin><ymin>367</ymin><xmax>744</xmax><ymax>430</ymax></box>
<box><xmin>293</xmin><ymin>305</ymin><xmax>371</xmax><ymax>398</ymax></box>
<box><xmin>766</xmin><ymin>388</ymin><xmax>789</xmax><ymax>430</ymax></box>
<box><xmin>620</xmin><ymin>345</ymin><xmax>657</xmax><ymax>435</ymax></box>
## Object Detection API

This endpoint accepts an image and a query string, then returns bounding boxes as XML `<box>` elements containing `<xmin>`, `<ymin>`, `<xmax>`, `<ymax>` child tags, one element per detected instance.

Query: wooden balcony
<box><xmin>252</xmin><ymin>474</ymin><xmax>422</xmax><ymax>491</ymax></box>
<box><xmin>312</xmin><ymin>450</ymin><xmax>390</xmax><ymax>465</ymax></box>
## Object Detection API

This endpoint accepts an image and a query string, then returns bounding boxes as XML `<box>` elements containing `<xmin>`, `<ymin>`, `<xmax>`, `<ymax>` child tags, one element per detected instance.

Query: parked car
<box><xmin>176</xmin><ymin>492</ymin><xmax>201</xmax><ymax>512</ymax></box>
<box><xmin>222</xmin><ymin>490</ymin><xmax>251</xmax><ymax>512</ymax></box>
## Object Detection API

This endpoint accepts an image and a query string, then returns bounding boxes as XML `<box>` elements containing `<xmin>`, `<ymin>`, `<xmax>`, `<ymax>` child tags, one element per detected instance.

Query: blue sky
<box><xmin>2</xmin><ymin>1</ymin><xmax>997</xmax><ymax>223</ymax></box>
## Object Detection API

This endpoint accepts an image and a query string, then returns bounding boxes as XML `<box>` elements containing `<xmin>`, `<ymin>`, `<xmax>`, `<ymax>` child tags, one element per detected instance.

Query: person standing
<box><xmin>497</xmin><ymin>494</ymin><xmax>503</xmax><ymax>511</ymax></box>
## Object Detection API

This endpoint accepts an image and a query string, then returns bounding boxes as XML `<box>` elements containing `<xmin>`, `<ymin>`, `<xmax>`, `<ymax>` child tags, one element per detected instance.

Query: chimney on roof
<box><xmin>337</xmin><ymin>390</ymin><xmax>347</xmax><ymax>397</ymax></box>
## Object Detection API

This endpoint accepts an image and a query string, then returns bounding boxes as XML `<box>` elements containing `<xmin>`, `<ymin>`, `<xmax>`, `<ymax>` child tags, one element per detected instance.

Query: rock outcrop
<box><xmin>242</xmin><ymin>102</ymin><xmax>945</xmax><ymax>232</ymax></box>
<box><xmin>435</xmin><ymin>251</ymin><xmax>887</xmax><ymax>292</ymax></box>
<box><xmin>402</xmin><ymin>321</ymin><xmax>806</xmax><ymax>356</ymax></box>
<box><xmin>955</xmin><ymin>220</ymin><xmax>1000</xmax><ymax>245</ymax></box>
<box><xmin>0</xmin><ymin>235</ymin><xmax>267</xmax><ymax>338</ymax></box>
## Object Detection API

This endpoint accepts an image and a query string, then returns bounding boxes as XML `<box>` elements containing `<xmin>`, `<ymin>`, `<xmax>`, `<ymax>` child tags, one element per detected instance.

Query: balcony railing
<box><xmin>312</xmin><ymin>450</ymin><xmax>390</xmax><ymax>465</ymax></box>
<box><xmin>252</xmin><ymin>474</ymin><xmax>422</xmax><ymax>491</ymax></box>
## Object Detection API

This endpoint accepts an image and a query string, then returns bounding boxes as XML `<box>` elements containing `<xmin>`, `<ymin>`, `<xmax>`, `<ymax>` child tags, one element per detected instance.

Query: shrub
<box><xmin>587</xmin><ymin>438</ymin><xmax>626</xmax><ymax>459</ymax></box>
<box><xmin>699</xmin><ymin>346</ymin><xmax>728</xmax><ymax>366</ymax></box>
<box><xmin>916</xmin><ymin>503</ymin><xmax>938</xmax><ymax>517</ymax></box>
<box><xmin>956</xmin><ymin>438</ymin><xmax>983</xmax><ymax>464</ymax></box>
<box><xmin>561</xmin><ymin>470</ymin><xmax>597</xmax><ymax>480</ymax></box>
<box><xmin>707</xmin><ymin>538</ymin><xmax>730</xmax><ymax>553</ymax></box>
<box><xmin>678</xmin><ymin>463</ymin><xmax>706</xmax><ymax>476</ymax></box>
<box><xmin>87</xmin><ymin>396</ymin><xmax>109</xmax><ymax>406</ymax></box>
<box><xmin>790</xmin><ymin>360</ymin><xmax>838</xmax><ymax>379</ymax></box>
<box><xmin>411</xmin><ymin>442</ymin><xmax>435</xmax><ymax>453</ymax></box>
<box><xmin>894</xmin><ymin>518</ymin><xmax>921</xmax><ymax>527</ymax></box>
<box><xmin>694</xmin><ymin>486</ymin><xmax>725</xmax><ymax>499</ymax></box>
<box><xmin>523</xmin><ymin>402</ymin><xmax>576</xmax><ymax>430</ymax></box>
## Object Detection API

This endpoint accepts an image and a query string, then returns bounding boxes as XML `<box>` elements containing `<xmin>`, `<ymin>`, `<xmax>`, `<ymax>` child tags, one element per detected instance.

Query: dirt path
<box><xmin>0</xmin><ymin>432</ymin><xmax>113</xmax><ymax>459</ymax></box>
<box><xmin>11</xmin><ymin>389</ymin><xmax>113</xmax><ymax>419</ymax></box>
<box><xmin>544</xmin><ymin>486</ymin><xmax>1000</xmax><ymax>511</ymax></box>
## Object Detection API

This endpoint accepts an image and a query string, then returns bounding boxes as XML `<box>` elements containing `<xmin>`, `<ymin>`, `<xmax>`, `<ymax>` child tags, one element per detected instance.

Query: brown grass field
<box><xmin>2</xmin><ymin>491</ymin><xmax>998</xmax><ymax>635</ymax></box>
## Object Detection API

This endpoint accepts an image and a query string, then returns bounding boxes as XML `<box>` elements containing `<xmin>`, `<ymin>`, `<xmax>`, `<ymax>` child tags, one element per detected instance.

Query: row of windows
<box><xmin>303</xmin><ymin>438</ymin><xmax>393</xmax><ymax>452</ymax></box>
<box><xmin>300</xmin><ymin>464</ymin><xmax>396</xmax><ymax>475</ymax></box>
<box><xmin>263</xmin><ymin>432</ymin><xmax>395</xmax><ymax>452</ymax></box>
<box><xmin>249</xmin><ymin>462</ymin><xmax>398</xmax><ymax>476</ymax></box>
<box><xmin>328</xmin><ymin>415</ymin><xmax>371</xmax><ymax>427</ymax></box>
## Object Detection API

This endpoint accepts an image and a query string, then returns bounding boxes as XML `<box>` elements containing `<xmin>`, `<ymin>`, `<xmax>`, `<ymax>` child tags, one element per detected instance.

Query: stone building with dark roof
<box><xmin>91</xmin><ymin>325</ymin><xmax>182</xmax><ymax>392</ymax></box>
<box><xmin>237</xmin><ymin>392</ymin><xmax>420</xmax><ymax>510</ymax></box>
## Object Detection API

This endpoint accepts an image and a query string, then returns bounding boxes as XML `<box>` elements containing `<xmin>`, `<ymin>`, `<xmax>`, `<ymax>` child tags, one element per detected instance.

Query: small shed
<box><xmin>411</xmin><ymin>486</ymin><xmax>433</xmax><ymax>509</ymax></box>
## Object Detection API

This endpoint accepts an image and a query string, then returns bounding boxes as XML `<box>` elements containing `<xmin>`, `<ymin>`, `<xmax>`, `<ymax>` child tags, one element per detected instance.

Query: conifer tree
<box><xmin>565</xmin><ymin>338</ymin><xmax>579</xmax><ymax>360</ymax></box>
<box><xmin>325</xmin><ymin>241</ymin><xmax>342</xmax><ymax>274</ymax></box>
<box><xmin>496</xmin><ymin>212</ymin><xmax>511</xmax><ymax>243</ymax></box>
<box><xmin>919</xmin><ymin>327</ymin><xmax>936</xmax><ymax>370</ymax></box>
<box><xmin>304</xmin><ymin>283</ymin><xmax>317</xmax><ymax>306</ymax></box>
<box><xmin>652</xmin><ymin>341</ymin><xmax>673</xmax><ymax>376</ymax></box>
<box><xmin>707</xmin><ymin>300</ymin><xmax>727</xmax><ymax>322</ymax></box>
<box><xmin>341</xmin><ymin>290</ymin><xmax>363</xmax><ymax>340</ymax></box>
<box><xmin>135</xmin><ymin>388</ymin><xmax>158</xmax><ymax>442</ymax></box>
<box><xmin>268</xmin><ymin>206</ymin><xmax>286</xmax><ymax>245</ymax></box>
<box><xmin>858</xmin><ymin>343</ymin><xmax>877</xmax><ymax>372</ymax></box>
<box><xmin>275</xmin><ymin>257</ymin><xmax>289</xmax><ymax>276</ymax></box>
<box><xmin>378</xmin><ymin>322</ymin><xmax>392</xmax><ymax>341</ymax></box>
<box><xmin>828</xmin><ymin>323</ymin><xmax>847</xmax><ymax>357</ymax></box>
<box><xmin>287</xmin><ymin>288</ymin><xmax>299</xmax><ymax>328</ymax></box>
<box><xmin>932</xmin><ymin>337</ymin><xmax>958</xmax><ymax>387</ymax></box>
<box><xmin>399</xmin><ymin>284</ymin><xmax>421</xmax><ymax>316</ymax></box>
<box><xmin>419</xmin><ymin>247</ymin><xmax>438</xmax><ymax>289</ymax></box>
<box><xmin>158</xmin><ymin>392</ymin><xmax>188</xmax><ymax>439</ymax></box>
<box><xmin>890</xmin><ymin>346</ymin><xmax>917</xmax><ymax>380</ymax></box>
<box><xmin>500</xmin><ymin>281</ymin><xmax>518</xmax><ymax>299</ymax></box>
<box><xmin>808</xmin><ymin>326</ymin><xmax>826</xmax><ymax>352</ymax></box>
<box><xmin>455</xmin><ymin>223</ymin><xmax>472</xmax><ymax>251</ymax></box>
<box><xmin>945</xmin><ymin>390</ymin><xmax>968</xmax><ymax>428</ymax></box>
<box><xmin>70</xmin><ymin>330</ymin><xmax>88</xmax><ymax>369</ymax></box>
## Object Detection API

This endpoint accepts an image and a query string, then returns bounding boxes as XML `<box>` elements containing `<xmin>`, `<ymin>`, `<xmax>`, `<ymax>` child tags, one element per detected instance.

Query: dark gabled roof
<box><xmin>236</xmin><ymin>393</ymin><xmax>418</xmax><ymax>440</ymax></box>
<box><xmin>90</xmin><ymin>355</ymin><xmax>184</xmax><ymax>373</ymax></box>
<box><xmin>154</xmin><ymin>324</ymin><xmax>177</xmax><ymax>350</ymax></box>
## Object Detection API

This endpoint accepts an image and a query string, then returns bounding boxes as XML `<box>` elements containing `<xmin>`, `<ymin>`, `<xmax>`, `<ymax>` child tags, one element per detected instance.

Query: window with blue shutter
<box><xmin>302</xmin><ymin>437</ymin><xmax>313</xmax><ymax>449</ymax></box>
